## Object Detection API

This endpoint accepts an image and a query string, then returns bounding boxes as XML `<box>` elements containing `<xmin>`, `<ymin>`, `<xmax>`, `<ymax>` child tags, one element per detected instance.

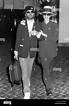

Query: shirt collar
<box><xmin>27</xmin><ymin>19</ymin><xmax>35</xmax><ymax>24</ymax></box>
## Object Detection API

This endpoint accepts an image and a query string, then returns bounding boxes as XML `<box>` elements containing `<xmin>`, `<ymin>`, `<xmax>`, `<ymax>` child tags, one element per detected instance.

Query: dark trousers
<box><xmin>40</xmin><ymin>57</ymin><xmax>53</xmax><ymax>89</ymax></box>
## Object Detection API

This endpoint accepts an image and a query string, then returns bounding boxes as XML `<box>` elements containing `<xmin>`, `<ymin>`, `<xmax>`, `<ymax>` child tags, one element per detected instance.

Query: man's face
<box><xmin>43</xmin><ymin>13</ymin><xmax>51</xmax><ymax>21</ymax></box>
<box><xmin>25</xmin><ymin>10</ymin><xmax>35</xmax><ymax>20</ymax></box>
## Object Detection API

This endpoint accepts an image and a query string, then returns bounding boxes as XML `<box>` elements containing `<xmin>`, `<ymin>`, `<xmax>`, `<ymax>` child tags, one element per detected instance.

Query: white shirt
<box><xmin>27</xmin><ymin>19</ymin><xmax>35</xmax><ymax>37</ymax></box>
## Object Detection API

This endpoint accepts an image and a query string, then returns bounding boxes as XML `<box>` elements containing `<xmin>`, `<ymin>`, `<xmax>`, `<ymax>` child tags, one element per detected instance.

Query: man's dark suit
<box><xmin>38</xmin><ymin>20</ymin><xmax>59</xmax><ymax>90</ymax></box>
<box><xmin>39</xmin><ymin>21</ymin><xmax>58</xmax><ymax>58</ymax></box>
<box><xmin>15</xmin><ymin>20</ymin><xmax>42</xmax><ymax>58</ymax></box>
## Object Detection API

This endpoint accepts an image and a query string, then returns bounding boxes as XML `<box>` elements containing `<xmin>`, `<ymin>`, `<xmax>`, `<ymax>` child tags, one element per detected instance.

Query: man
<box><xmin>38</xmin><ymin>6</ymin><xmax>59</xmax><ymax>96</ymax></box>
<box><xmin>14</xmin><ymin>6</ymin><xmax>42</xmax><ymax>99</ymax></box>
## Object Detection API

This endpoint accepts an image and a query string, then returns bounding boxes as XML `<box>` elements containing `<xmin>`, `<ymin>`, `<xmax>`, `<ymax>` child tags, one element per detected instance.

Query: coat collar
<box><xmin>20</xmin><ymin>19</ymin><xmax>36</xmax><ymax>30</ymax></box>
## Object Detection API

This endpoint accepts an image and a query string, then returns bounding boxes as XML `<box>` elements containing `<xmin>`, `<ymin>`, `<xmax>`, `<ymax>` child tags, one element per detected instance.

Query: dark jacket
<box><xmin>15</xmin><ymin>20</ymin><xmax>43</xmax><ymax>58</ymax></box>
<box><xmin>39</xmin><ymin>21</ymin><xmax>59</xmax><ymax>58</ymax></box>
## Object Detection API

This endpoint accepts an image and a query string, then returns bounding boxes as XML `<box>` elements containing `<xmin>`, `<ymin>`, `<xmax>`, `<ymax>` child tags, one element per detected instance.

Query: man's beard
<box><xmin>26</xmin><ymin>15</ymin><xmax>34</xmax><ymax>20</ymax></box>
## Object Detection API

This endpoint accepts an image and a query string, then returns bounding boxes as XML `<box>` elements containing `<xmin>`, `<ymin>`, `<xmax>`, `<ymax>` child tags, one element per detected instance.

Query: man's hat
<box><xmin>24</xmin><ymin>6</ymin><xmax>34</xmax><ymax>12</ymax></box>
<box><xmin>39</xmin><ymin>6</ymin><xmax>57</xmax><ymax>16</ymax></box>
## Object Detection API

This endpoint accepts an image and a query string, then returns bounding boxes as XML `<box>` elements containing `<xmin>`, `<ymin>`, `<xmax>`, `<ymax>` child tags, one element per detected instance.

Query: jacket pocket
<box><xmin>20</xmin><ymin>44</ymin><xmax>23</xmax><ymax>47</ymax></box>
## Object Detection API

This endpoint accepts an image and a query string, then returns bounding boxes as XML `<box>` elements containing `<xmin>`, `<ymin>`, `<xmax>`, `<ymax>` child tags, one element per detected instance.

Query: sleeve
<box><xmin>53</xmin><ymin>23</ymin><xmax>59</xmax><ymax>42</ymax></box>
<box><xmin>38</xmin><ymin>35</ymin><xmax>45</xmax><ymax>41</ymax></box>
<box><xmin>55</xmin><ymin>23</ymin><xmax>59</xmax><ymax>41</ymax></box>
<box><xmin>36</xmin><ymin>22</ymin><xmax>45</xmax><ymax>41</ymax></box>
<box><xmin>15</xmin><ymin>24</ymin><xmax>21</xmax><ymax>51</ymax></box>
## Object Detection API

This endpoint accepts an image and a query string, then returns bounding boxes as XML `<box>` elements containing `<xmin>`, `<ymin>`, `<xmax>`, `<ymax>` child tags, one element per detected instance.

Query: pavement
<box><xmin>0</xmin><ymin>35</ymin><xmax>69</xmax><ymax>100</ymax></box>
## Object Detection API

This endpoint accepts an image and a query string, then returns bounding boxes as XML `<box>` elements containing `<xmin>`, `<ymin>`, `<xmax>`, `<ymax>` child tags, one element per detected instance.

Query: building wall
<box><xmin>13</xmin><ymin>0</ymin><xmax>24</xmax><ymax>9</ymax></box>
<box><xmin>59</xmin><ymin>0</ymin><xmax>69</xmax><ymax>43</ymax></box>
<box><xmin>23</xmin><ymin>0</ymin><xmax>37</xmax><ymax>9</ymax></box>
<box><xmin>3</xmin><ymin>0</ymin><xmax>38</xmax><ymax>9</ymax></box>
<box><xmin>4</xmin><ymin>0</ymin><xmax>13</xmax><ymax>9</ymax></box>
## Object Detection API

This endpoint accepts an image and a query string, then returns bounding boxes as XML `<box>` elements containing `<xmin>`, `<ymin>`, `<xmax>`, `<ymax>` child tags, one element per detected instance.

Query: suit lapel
<box><xmin>24</xmin><ymin>20</ymin><xmax>29</xmax><ymax>35</ymax></box>
<box><xmin>32</xmin><ymin>22</ymin><xmax>35</xmax><ymax>30</ymax></box>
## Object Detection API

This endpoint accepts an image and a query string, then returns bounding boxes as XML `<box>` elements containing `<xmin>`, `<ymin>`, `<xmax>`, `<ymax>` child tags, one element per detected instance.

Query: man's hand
<box><xmin>36</xmin><ymin>31</ymin><xmax>42</xmax><ymax>38</ymax></box>
<box><xmin>29</xmin><ymin>30</ymin><xmax>47</xmax><ymax>38</ymax></box>
<box><xmin>36</xmin><ymin>30</ymin><xmax>47</xmax><ymax>38</ymax></box>
<box><xmin>20</xmin><ymin>20</ymin><xmax>25</xmax><ymax>25</ymax></box>
<box><xmin>40</xmin><ymin>30</ymin><xmax>47</xmax><ymax>38</ymax></box>
<box><xmin>14</xmin><ymin>51</ymin><xmax>18</xmax><ymax>60</ymax></box>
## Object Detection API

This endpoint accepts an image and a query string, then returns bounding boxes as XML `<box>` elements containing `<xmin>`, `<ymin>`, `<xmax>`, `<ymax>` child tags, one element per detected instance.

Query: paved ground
<box><xmin>0</xmin><ymin>35</ymin><xmax>69</xmax><ymax>101</ymax></box>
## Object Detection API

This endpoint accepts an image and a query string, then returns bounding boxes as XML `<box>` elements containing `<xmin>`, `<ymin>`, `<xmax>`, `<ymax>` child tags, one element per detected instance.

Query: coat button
<box><xmin>22</xmin><ymin>38</ymin><xmax>24</xmax><ymax>40</ymax></box>
<box><xmin>49</xmin><ymin>28</ymin><xmax>50</xmax><ymax>29</ymax></box>
<box><xmin>45</xmin><ymin>58</ymin><xmax>47</xmax><ymax>61</ymax></box>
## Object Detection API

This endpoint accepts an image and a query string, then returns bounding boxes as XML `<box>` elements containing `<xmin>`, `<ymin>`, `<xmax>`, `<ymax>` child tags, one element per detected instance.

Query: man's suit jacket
<box><xmin>39</xmin><ymin>21</ymin><xmax>59</xmax><ymax>58</ymax></box>
<box><xmin>15</xmin><ymin>20</ymin><xmax>42</xmax><ymax>58</ymax></box>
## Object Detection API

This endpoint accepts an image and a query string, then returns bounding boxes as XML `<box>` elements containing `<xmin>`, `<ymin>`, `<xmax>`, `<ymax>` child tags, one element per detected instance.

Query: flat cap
<box><xmin>25</xmin><ymin>6</ymin><xmax>34</xmax><ymax>12</ymax></box>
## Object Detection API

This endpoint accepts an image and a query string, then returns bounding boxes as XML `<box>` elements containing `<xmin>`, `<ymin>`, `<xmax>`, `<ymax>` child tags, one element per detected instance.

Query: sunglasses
<box><xmin>42</xmin><ymin>13</ymin><xmax>52</xmax><ymax>16</ymax></box>
<box><xmin>26</xmin><ymin>11</ymin><xmax>34</xmax><ymax>14</ymax></box>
